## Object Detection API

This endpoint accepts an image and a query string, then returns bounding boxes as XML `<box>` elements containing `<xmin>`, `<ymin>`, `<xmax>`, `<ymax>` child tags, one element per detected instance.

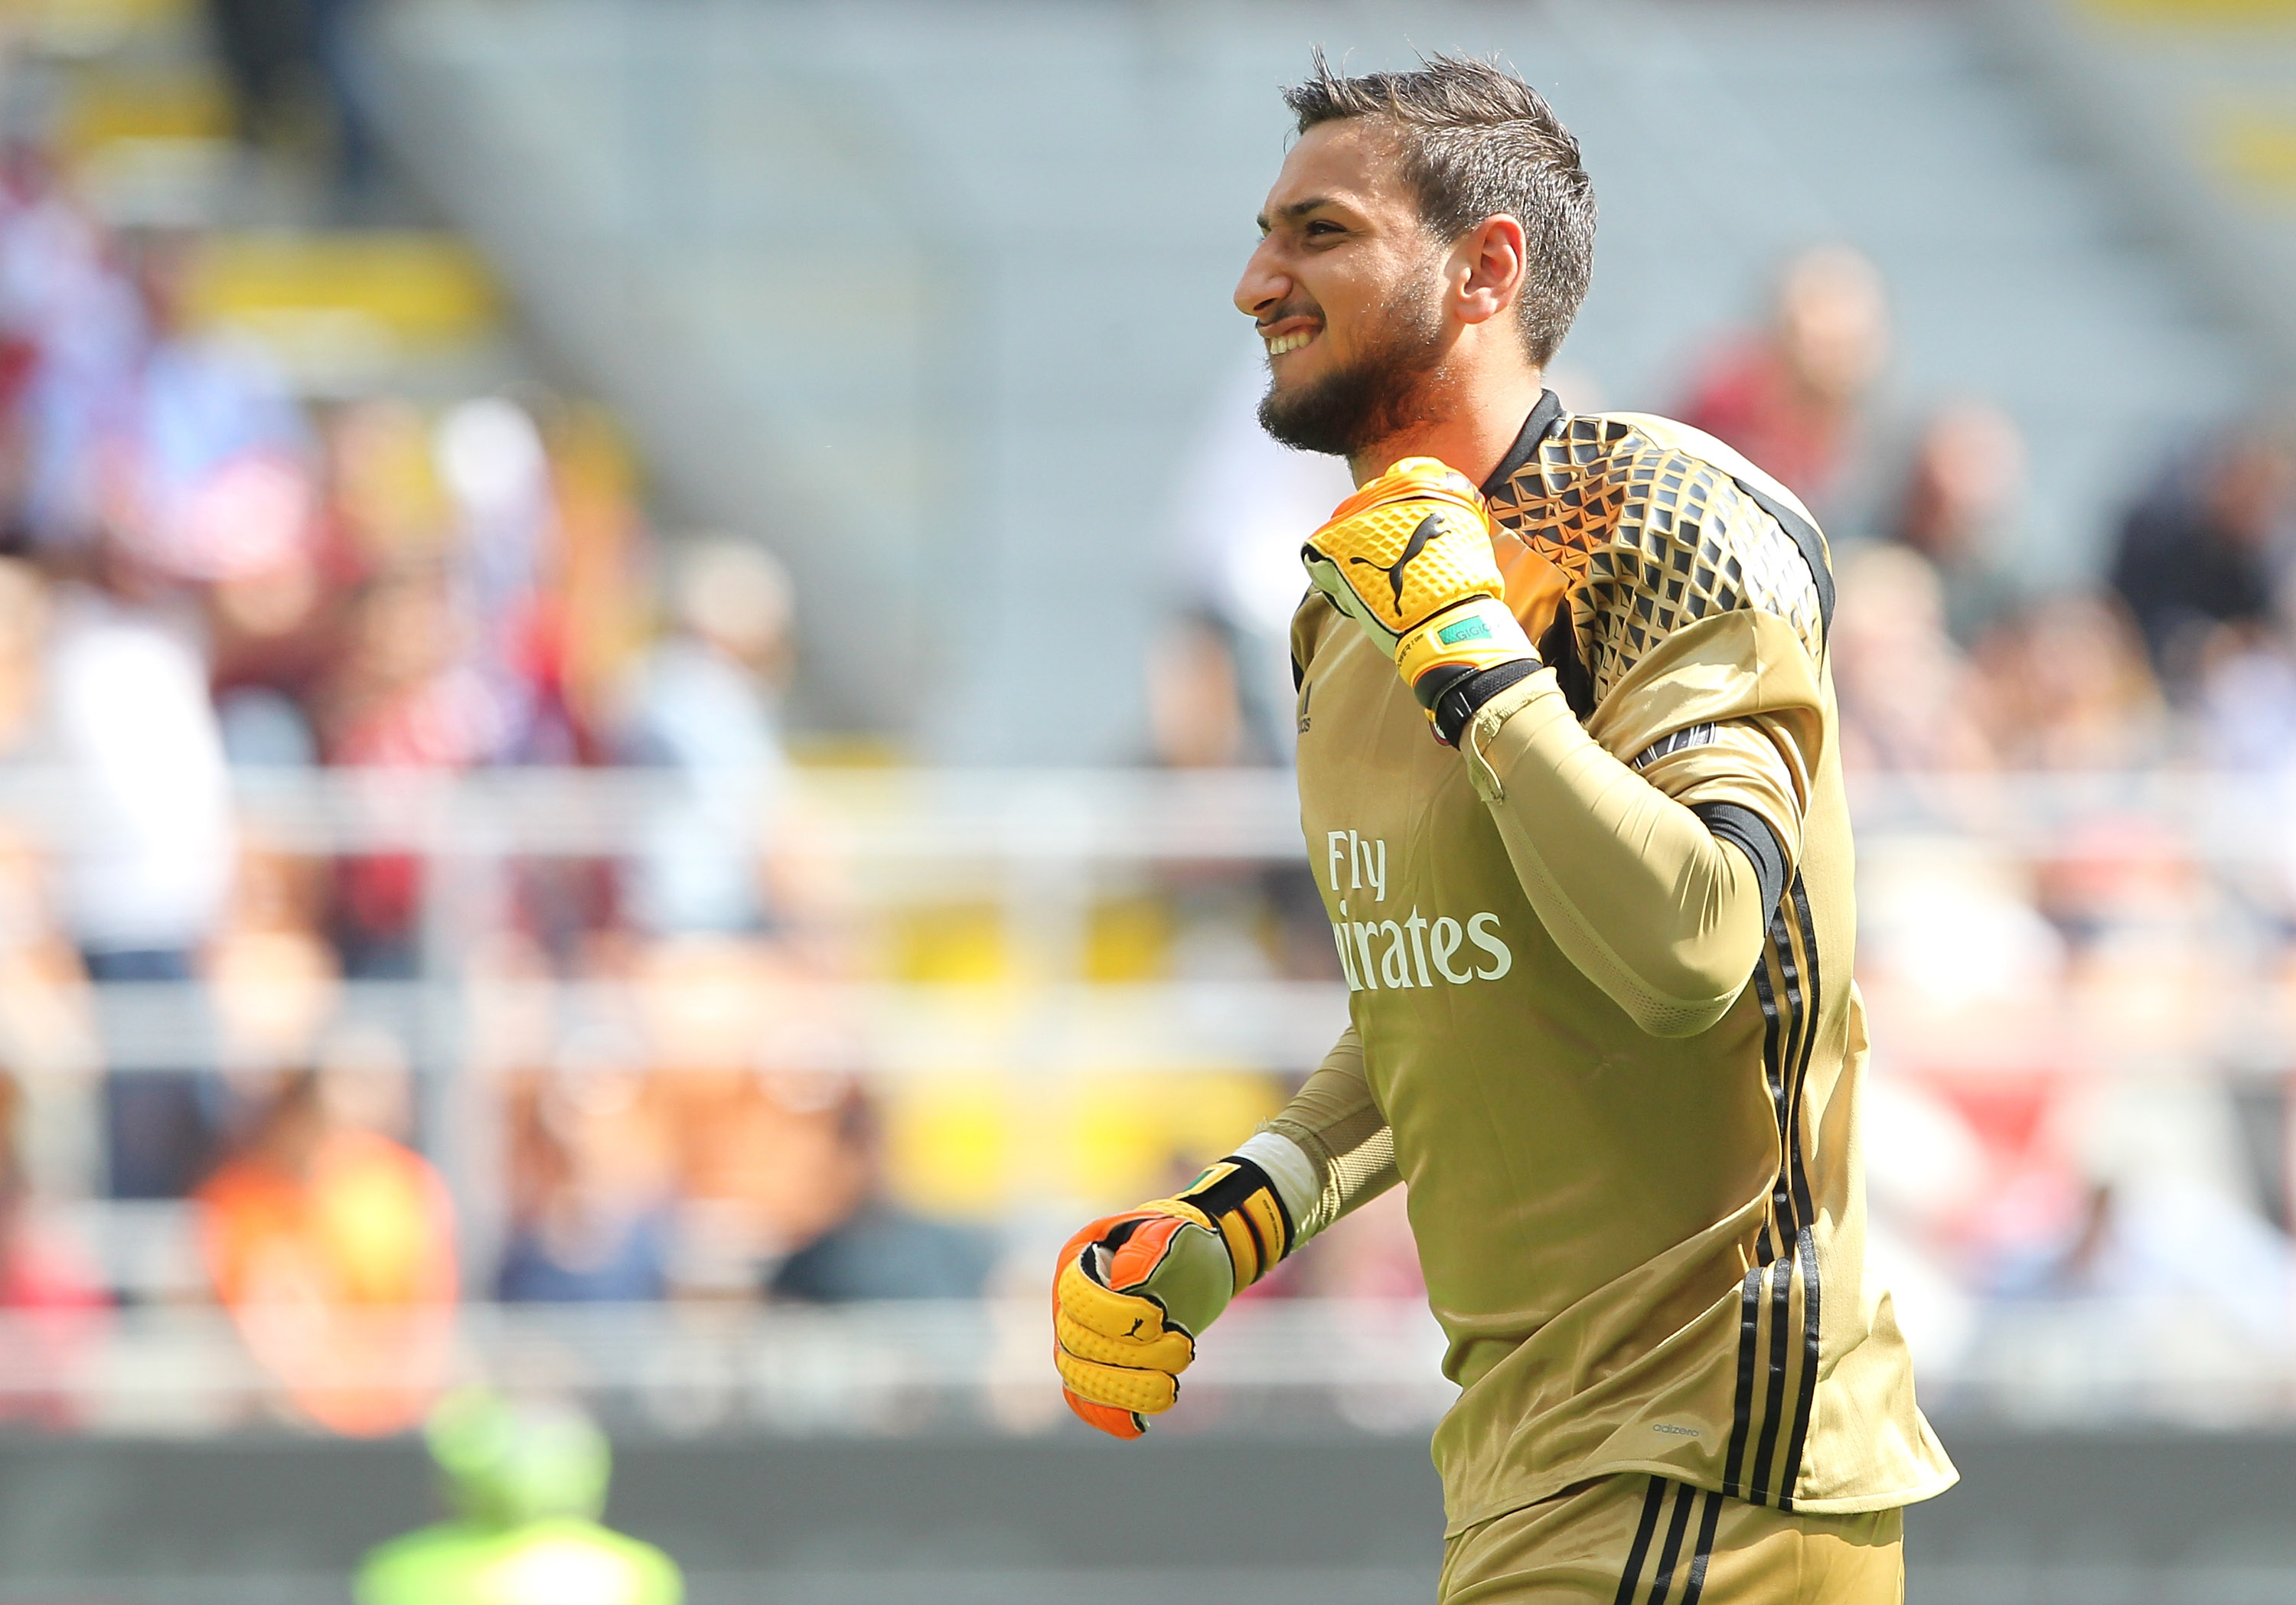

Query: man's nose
<box><xmin>1234</xmin><ymin>237</ymin><xmax>1290</xmax><ymax>321</ymax></box>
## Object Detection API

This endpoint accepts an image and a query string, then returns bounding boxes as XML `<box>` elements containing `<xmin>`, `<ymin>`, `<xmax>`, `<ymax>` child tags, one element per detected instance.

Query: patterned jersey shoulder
<box><xmin>1483</xmin><ymin>409</ymin><xmax>1828</xmax><ymax>707</ymax></box>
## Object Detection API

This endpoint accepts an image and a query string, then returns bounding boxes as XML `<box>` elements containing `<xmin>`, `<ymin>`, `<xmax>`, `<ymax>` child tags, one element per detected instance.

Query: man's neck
<box><xmin>1348</xmin><ymin>366</ymin><xmax>1548</xmax><ymax>488</ymax></box>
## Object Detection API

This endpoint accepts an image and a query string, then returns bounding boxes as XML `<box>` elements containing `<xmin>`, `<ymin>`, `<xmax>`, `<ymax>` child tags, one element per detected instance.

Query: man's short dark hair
<box><xmin>1284</xmin><ymin>52</ymin><xmax>1595</xmax><ymax>367</ymax></box>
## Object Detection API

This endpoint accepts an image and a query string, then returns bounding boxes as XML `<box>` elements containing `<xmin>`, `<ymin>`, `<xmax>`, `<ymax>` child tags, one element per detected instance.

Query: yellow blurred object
<box><xmin>198</xmin><ymin>1110</ymin><xmax>458</xmax><ymax>1437</ymax></box>
<box><xmin>1082</xmin><ymin>895</ymin><xmax>1170</xmax><ymax>983</ymax></box>
<box><xmin>786</xmin><ymin>735</ymin><xmax>908</xmax><ymax>768</ymax></box>
<box><xmin>1065</xmin><ymin>1072</ymin><xmax>1283</xmax><ymax>1207</ymax></box>
<box><xmin>882</xmin><ymin>1072</ymin><xmax>1013</xmax><ymax>1216</ymax></box>
<box><xmin>2210</xmin><ymin>106</ymin><xmax>2296</xmax><ymax>197</ymax></box>
<box><xmin>59</xmin><ymin>71</ymin><xmax>228</xmax><ymax>157</ymax></box>
<box><xmin>0</xmin><ymin>0</ymin><xmax>195</xmax><ymax>54</ymax></box>
<box><xmin>184</xmin><ymin>233</ymin><xmax>499</xmax><ymax>356</ymax></box>
<box><xmin>550</xmin><ymin>406</ymin><xmax>653</xmax><ymax>726</ymax></box>
<box><xmin>885</xmin><ymin>902</ymin><xmax>1010</xmax><ymax>984</ymax></box>
<box><xmin>2076</xmin><ymin>0</ymin><xmax>2296</xmax><ymax>21</ymax></box>
<box><xmin>329</xmin><ymin>400</ymin><xmax>453</xmax><ymax>559</ymax></box>
<box><xmin>882</xmin><ymin>1069</ymin><xmax>1283</xmax><ymax>1218</ymax></box>
<box><xmin>2085</xmin><ymin>0</ymin><xmax>2296</xmax><ymax>21</ymax></box>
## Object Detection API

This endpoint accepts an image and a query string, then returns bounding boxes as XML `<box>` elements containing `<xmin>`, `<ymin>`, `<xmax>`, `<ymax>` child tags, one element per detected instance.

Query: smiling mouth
<box><xmin>1264</xmin><ymin>328</ymin><xmax>1319</xmax><ymax>356</ymax></box>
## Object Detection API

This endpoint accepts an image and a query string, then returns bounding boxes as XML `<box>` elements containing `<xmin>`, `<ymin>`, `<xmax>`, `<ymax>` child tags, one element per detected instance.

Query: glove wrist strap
<box><xmin>1150</xmin><ymin>1154</ymin><xmax>1296</xmax><ymax>1294</ymax></box>
<box><xmin>1425</xmin><ymin>658</ymin><xmax>1544</xmax><ymax>748</ymax></box>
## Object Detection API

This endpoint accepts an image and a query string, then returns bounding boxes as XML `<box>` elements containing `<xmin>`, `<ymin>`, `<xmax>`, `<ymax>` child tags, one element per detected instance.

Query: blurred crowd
<box><xmin>1682</xmin><ymin>246</ymin><xmax>2296</xmax><ymax>1401</ymax></box>
<box><xmin>0</xmin><ymin>125</ymin><xmax>964</xmax><ymax>1433</ymax></box>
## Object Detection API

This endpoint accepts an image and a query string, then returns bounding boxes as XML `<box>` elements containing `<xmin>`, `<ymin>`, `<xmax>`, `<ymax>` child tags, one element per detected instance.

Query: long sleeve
<box><xmin>1240</xmin><ymin>1026</ymin><xmax>1400</xmax><ymax>1245</ymax></box>
<box><xmin>1457</xmin><ymin>608</ymin><xmax>1825</xmax><ymax>1039</ymax></box>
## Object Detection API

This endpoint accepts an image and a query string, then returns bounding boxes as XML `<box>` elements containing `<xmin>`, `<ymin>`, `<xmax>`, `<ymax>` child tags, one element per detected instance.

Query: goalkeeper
<box><xmin>1053</xmin><ymin>53</ymin><xmax>1955</xmax><ymax>1603</ymax></box>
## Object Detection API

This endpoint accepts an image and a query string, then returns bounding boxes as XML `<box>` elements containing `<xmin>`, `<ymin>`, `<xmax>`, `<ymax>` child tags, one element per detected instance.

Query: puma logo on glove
<box><xmin>1350</xmin><ymin>511</ymin><xmax>1445</xmax><ymax>610</ymax></box>
<box><xmin>1300</xmin><ymin>458</ymin><xmax>1542</xmax><ymax>743</ymax></box>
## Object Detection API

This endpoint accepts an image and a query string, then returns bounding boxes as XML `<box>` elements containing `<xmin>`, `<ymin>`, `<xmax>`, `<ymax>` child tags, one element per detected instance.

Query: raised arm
<box><xmin>1300</xmin><ymin>458</ymin><xmax>1824</xmax><ymax>1037</ymax></box>
<box><xmin>1454</xmin><ymin>613</ymin><xmax>1820</xmax><ymax>1035</ymax></box>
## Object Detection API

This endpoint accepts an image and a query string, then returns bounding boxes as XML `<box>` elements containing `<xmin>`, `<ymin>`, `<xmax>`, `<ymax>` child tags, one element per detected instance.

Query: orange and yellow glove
<box><xmin>1300</xmin><ymin>457</ymin><xmax>1542</xmax><ymax>744</ymax></box>
<box><xmin>1052</xmin><ymin>1156</ymin><xmax>1294</xmax><ymax>1439</ymax></box>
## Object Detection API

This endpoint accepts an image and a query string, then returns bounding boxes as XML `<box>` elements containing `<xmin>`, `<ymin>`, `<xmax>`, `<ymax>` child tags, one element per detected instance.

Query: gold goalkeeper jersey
<box><xmin>1288</xmin><ymin>394</ymin><xmax>1955</xmax><ymax>1534</ymax></box>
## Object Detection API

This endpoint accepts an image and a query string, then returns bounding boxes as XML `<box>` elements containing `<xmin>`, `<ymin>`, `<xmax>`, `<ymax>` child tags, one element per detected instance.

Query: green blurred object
<box><xmin>356</xmin><ymin>1391</ymin><xmax>683</xmax><ymax>1605</ymax></box>
<box><xmin>425</xmin><ymin>1388</ymin><xmax>613</xmax><ymax>1525</ymax></box>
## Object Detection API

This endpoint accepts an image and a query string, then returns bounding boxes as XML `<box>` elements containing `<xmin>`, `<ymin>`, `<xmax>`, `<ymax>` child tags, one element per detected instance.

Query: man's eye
<box><xmin>1306</xmin><ymin>221</ymin><xmax>1342</xmax><ymax>237</ymax></box>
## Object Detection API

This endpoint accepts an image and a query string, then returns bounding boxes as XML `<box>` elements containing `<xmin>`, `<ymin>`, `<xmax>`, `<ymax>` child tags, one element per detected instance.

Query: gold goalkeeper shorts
<box><xmin>1437</xmin><ymin>1473</ymin><xmax>1903</xmax><ymax>1605</ymax></box>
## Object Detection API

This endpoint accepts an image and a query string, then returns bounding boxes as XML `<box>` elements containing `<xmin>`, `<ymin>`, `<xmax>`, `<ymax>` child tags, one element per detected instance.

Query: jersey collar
<box><xmin>1479</xmin><ymin>389</ymin><xmax>1567</xmax><ymax>500</ymax></box>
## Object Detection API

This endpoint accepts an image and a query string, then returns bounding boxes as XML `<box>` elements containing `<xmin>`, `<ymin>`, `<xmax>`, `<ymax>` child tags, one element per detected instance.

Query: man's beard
<box><xmin>1257</xmin><ymin>278</ymin><xmax>1450</xmax><ymax>458</ymax></box>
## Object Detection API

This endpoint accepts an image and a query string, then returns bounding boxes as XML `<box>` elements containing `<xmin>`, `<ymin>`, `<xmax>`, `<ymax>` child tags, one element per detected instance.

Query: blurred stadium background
<box><xmin>0</xmin><ymin>0</ymin><xmax>2289</xmax><ymax>1599</ymax></box>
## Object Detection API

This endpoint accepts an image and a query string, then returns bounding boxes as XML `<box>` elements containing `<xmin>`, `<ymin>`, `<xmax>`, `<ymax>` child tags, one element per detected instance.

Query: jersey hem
<box><xmin>1440</xmin><ymin>1461</ymin><xmax>1961</xmax><ymax>1538</ymax></box>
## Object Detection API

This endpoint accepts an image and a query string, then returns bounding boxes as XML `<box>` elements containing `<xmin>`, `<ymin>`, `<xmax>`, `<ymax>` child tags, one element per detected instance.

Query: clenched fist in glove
<box><xmin>1052</xmin><ymin>1155</ymin><xmax>1295</xmax><ymax>1438</ymax></box>
<box><xmin>1300</xmin><ymin>456</ymin><xmax>1542</xmax><ymax>745</ymax></box>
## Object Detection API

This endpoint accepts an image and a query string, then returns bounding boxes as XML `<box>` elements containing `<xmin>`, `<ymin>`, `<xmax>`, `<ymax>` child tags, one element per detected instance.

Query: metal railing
<box><xmin>2</xmin><ymin>1291</ymin><xmax>2289</xmax><ymax>1437</ymax></box>
<box><xmin>0</xmin><ymin>1297</ymin><xmax>1458</xmax><ymax>1438</ymax></box>
<box><xmin>2</xmin><ymin>764</ymin><xmax>2293</xmax><ymax>1432</ymax></box>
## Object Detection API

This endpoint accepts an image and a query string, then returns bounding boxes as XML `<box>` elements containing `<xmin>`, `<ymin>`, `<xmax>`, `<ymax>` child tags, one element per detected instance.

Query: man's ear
<box><xmin>1450</xmin><ymin>214</ymin><xmax>1528</xmax><ymax>328</ymax></box>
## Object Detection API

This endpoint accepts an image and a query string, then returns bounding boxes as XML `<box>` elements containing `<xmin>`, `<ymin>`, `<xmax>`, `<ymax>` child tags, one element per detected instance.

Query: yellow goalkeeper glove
<box><xmin>1300</xmin><ymin>457</ymin><xmax>1543</xmax><ymax>744</ymax></box>
<box><xmin>1052</xmin><ymin>1156</ymin><xmax>1294</xmax><ymax>1439</ymax></box>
